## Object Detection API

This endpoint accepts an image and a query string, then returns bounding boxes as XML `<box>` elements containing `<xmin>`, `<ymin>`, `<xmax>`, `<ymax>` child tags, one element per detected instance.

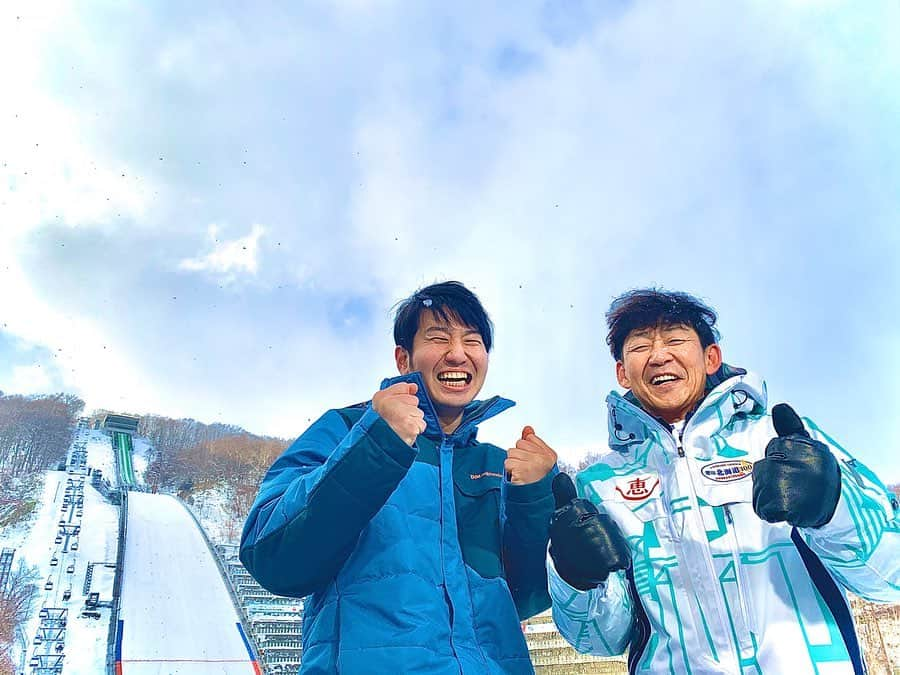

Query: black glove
<box><xmin>752</xmin><ymin>403</ymin><xmax>841</xmax><ymax>528</ymax></box>
<box><xmin>549</xmin><ymin>473</ymin><xmax>631</xmax><ymax>591</ymax></box>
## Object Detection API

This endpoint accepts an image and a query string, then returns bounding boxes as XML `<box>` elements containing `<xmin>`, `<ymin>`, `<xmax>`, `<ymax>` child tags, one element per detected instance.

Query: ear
<box><xmin>615</xmin><ymin>360</ymin><xmax>631</xmax><ymax>389</ymax></box>
<box><xmin>704</xmin><ymin>343</ymin><xmax>723</xmax><ymax>375</ymax></box>
<box><xmin>395</xmin><ymin>346</ymin><xmax>411</xmax><ymax>374</ymax></box>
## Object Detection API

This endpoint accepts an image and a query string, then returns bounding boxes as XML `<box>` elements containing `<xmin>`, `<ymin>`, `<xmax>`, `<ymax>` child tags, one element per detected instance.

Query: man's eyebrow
<box><xmin>628</xmin><ymin>324</ymin><xmax>692</xmax><ymax>339</ymax></box>
<box><xmin>659</xmin><ymin>323</ymin><xmax>692</xmax><ymax>334</ymax></box>
<box><xmin>424</xmin><ymin>325</ymin><xmax>481</xmax><ymax>337</ymax></box>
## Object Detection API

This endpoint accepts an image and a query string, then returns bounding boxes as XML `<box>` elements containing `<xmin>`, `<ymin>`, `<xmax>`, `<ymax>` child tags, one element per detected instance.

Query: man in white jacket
<box><xmin>548</xmin><ymin>288</ymin><xmax>900</xmax><ymax>674</ymax></box>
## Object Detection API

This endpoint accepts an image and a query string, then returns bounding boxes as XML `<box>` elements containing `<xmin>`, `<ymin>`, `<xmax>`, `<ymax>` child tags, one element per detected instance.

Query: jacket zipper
<box><xmin>670</xmin><ymin>418</ymin><xmax>741</xmax><ymax>670</ymax></box>
<box><xmin>438</xmin><ymin>437</ymin><xmax>460</xmax><ymax>665</ymax></box>
<box><xmin>674</xmin><ymin>428</ymin><xmax>685</xmax><ymax>458</ymax></box>
<box><xmin>723</xmin><ymin>505</ymin><xmax>756</xmax><ymax>642</ymax></box>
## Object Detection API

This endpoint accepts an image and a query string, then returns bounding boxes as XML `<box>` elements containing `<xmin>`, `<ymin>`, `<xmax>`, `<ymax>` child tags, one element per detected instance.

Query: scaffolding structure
<box><xmin>216</xmin><ymin>544</ymin><xmax>304</xmax><ymax>674</ymax></box>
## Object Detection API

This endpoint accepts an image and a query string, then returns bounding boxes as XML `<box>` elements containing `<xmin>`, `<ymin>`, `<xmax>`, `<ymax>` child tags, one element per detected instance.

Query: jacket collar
<box><xmin>607</xmin><ymin>363</ymin><xmax>766</xmax><ymax>453</ymax></box>
<box><xmin>379</xmin><ymin>372</ymin><xmax>514</xmax><ymax>444</ymax></box>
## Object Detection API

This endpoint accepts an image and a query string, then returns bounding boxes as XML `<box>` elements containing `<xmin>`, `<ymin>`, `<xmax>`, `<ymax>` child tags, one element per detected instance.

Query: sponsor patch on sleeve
<box><xmin>700</xmin><ymin>459</ymin><xmax>753</xmax><ymax>483</ymax></box>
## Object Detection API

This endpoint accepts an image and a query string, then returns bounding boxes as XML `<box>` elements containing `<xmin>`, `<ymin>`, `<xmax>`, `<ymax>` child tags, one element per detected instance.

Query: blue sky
<box><xmin>1</xmin><ymin>1</ymin><xmax>899</xmax><ymax>480</ymax></box>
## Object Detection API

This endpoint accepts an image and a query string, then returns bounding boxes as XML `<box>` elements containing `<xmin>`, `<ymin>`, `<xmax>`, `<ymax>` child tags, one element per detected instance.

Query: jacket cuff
<box><xmin>548</xmin><ymin>554</ymin><xmax>608</xmax><ymax>598</ymax></box>
<box><xmin>359</xmin><ymin>406</ymin><xmax>418</xmax><ymax>468</ymax></box>
<box><xmin>506</xmin><ymin>465</ymin><xmax>557</xmax><ymax>504</ymax></box>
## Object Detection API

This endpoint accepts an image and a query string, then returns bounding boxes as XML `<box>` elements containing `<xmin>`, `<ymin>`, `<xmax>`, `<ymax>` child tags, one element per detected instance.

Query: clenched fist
<box><xmin>372</xmin><ymin>382</ymin><xmax>426</xmax><ymax>446</ymax></box>
<box><xmin>505</xmin><ymin>426</ymin><xmax>557</xmax><ymax>485</ymax></box>
<box><xmin>752</xmin><ymin>403</ymin><xmax>841</xmax><ymax>528</ymax></box>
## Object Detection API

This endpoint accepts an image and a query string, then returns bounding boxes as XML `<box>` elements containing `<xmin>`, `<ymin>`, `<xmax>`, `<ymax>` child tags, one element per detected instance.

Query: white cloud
<box><xmin>1</xmin><ymin>2</ymin><xmax>898</xmax><ymax>480</ymax></box>
<box><xmin>0</xmin><ymin>7</ymin><xmax>153</xmax><ymax>239</ymax></box>
<box><xmin>178</xmin><ymin>223</ymin><xmax>266</xmax><ymax>280</ymax></box>
<box><xmin>0</xmin><ymin>6</ymin><xmax>158</xmax><ymax>414</ymax></box>
<box><xmin>0</xmin><ymin>247</ymin><xmax>160</xmax><ymax>413</ymax></box>
<box><xmin>5</xmin><ymin>364</ymin><xmax>54</xmax><ymax>396</ymax></box>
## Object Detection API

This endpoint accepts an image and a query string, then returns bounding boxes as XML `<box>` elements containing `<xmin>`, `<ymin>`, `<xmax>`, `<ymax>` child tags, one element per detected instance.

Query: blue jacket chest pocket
<box><xmin>453</xmin><ymin>470</ymin><xmax>504</xmax><ymax>579</ymax></box>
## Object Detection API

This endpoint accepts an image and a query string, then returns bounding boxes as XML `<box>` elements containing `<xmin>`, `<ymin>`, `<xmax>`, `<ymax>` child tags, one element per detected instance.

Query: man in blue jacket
<box><xmin>240</xmin><ymin>281</ymin><xmax>558</xmax><ymax>674</ymax></box>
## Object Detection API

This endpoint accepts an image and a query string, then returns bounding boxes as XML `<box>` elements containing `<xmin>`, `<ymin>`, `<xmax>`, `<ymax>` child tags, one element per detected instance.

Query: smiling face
<box><xmin>395</xmin><ymin>309</ymin><xmax>488</xmax><ymax>433</ymax></box>
<box><xmin>616</xmin><ymin>323</ymin><xmax>722</xmax><ymax>424</ymax></box>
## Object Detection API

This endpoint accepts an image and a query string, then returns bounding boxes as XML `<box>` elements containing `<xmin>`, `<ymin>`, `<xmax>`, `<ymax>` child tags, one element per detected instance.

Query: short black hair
<box><xmin>393</xmin><ymin>281</ymin><xmax>494</xmax><ymax>353</ymax></box>
<box><xmin>606</xmin><ymin>288</ymin><xmax>719</xmax><ymax>361</ymax></box>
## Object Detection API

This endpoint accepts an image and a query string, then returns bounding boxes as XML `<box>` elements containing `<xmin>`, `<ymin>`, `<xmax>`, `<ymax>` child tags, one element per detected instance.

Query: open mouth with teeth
<box><xmin>437</xmin><ymin>371</ymin><xmax>473</xmax><ymax>389</ymax></box>
<box><xmin>650</xmin><ymin>374</ymin><xmax>681</xmax><ymax>386</ymax></box>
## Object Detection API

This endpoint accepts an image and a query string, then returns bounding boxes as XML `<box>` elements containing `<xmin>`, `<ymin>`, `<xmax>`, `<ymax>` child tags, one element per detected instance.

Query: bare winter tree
<box><xmin>556</xmin><ymin>450</ymin><xmax>609</xmax><ymax>479</ymax></box>
<box><xmin>0</xmin><ymin>560</ymin><xmax>39</xmax><ymax>672</ymax></box>
<box><xmin>0</xmin><ymin>393</ymin><xmax>83</xmax><ymax>475</ymax></box>
<box><xmin>139</xmin><ymin>415</ymin><xmax>247</xmax><ymax>488</ymax></box>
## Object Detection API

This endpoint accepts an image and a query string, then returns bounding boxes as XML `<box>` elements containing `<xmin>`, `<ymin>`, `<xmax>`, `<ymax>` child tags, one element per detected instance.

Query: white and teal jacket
<box><xmin>549</xmin><ymin>368</ymin><xmax>900</xmax><ymax>674</ymax></box>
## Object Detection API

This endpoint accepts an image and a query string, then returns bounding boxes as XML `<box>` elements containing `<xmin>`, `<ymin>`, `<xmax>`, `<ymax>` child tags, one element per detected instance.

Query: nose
<box><xmin>443</xmin><ymin>337</ymin><xmax>467</xmax><ymax>364</ymax></box>
<box><xmin>647</xmin><ymin>341</ymin><xmax>673</xmax><ymax>366</ymax></box>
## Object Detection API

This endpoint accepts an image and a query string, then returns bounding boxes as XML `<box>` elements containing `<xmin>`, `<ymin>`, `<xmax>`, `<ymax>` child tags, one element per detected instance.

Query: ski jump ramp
<box><xmin>117</xmin><ymin>492</ymin><xmax>260</xmax><ymax>674</ymax></box>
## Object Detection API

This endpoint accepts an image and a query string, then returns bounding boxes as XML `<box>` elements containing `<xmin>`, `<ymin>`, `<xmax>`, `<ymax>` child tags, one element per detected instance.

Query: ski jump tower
<box><xmin>102</xmin><ymin>413</ymin><xmax>141</xmax><ymax>489</ymax></box>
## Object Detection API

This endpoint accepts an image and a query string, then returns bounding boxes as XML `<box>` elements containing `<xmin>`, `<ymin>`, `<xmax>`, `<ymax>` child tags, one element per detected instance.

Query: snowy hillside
<box><xmin>1</xmin><ymin>424</ymin><xmax>119</xmax><ymax>673</ymax></box>
<box><xmin>1</xmin><ymin>422</ymin><xmax>261</xmax><ymax>674</ymax></box>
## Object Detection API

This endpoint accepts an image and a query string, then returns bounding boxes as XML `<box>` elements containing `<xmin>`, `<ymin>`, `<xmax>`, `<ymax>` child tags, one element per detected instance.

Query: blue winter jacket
<box><xmin>240</xmin><ymin>372</ymin><xmax>555</xmax><ymax>673</ymax></box>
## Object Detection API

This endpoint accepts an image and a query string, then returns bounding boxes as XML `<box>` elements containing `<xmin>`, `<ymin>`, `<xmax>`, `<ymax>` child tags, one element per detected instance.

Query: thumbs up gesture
<box><xmin>505</xmin><ymin>426</ymin><xmax>557</xmax><ymax>485</ymax></box>
<box><xmin>549</xmin><ymin>473</ymin><xmax>631</xmax><ymax>590</ymax></box>
<box><xmin>752</xmin><ymin>403</ymin><xmax>841</xmax><ymax>528</ymax></box>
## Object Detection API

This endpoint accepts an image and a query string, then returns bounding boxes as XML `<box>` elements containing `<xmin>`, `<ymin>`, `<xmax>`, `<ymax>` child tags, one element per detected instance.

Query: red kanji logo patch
<box><xmin>614</xmin><ymin>474</ymin><xmax>660</xmax><ymax>501</ymax></box>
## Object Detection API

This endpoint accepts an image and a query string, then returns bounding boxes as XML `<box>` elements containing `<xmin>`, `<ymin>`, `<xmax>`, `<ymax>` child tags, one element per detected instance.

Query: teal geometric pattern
<box><xmin>549</xmin><ymin>369</ymin><xmax>900</xmax><ymax>673</ymax></box>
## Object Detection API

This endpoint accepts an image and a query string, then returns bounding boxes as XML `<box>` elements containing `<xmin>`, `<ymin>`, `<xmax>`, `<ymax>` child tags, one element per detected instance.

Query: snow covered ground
<box><xmin>130</xmin><ymin>437</ymin><xmax>152</xmax><ymax>484</ymax></box>
<box><xmin>3</xmin><ymin>424</ymin><xmax>259</xmax><ymax>674</ymax></box>
<box><xmin>60</xmin><ymin>472</ymin><xmax>120</xmax><ymax>673</ymax></box>
<box><xmin>3</xmin><ymin>421</ymin><xmax>120</xmax><ymax>674</ymax></box>
<box><xmin>118</xmin><ymin>492</ymin><xmax>257</xmax><ymax>674</ymax></box>
<box><xmin>2</xmin><ymin>470</ymin><xmax>67</xmax><ymax>673</ymax></box>
<box><xmin>186</xmin><ymin>487</ymin><xmax>242</xmax><ymax>544</ymax></box>
<box><xmin>84</xmin><ymin>429</ymin><xmax>117</xmax><ymax>487</ymax></box>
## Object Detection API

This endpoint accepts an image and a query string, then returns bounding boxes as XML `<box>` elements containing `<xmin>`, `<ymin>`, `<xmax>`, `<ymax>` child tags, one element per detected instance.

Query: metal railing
<box><xmin>105</xmin><ymin>489</ymin><xmax>127</xmax><ymax>675</ymax></box>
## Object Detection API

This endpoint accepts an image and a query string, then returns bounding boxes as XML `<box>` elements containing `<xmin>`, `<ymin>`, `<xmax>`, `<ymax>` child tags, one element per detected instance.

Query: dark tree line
<box><xmin>0</xmin><ymin>393</ymin><xmax>84</xmax><ymax>475</ymax></box>
<box><xmin>166</xmin><ymin>433</ymin><xmax>290</xmax><ymax>539</ymax></box>
<box><xmin>135</xmin><ymin>414</ymin><xmax>288</xmax><ymax>503</ymax></box>
<box><xmin>136</xmin><ymin>415</ymin><xmax>248</xmax><ymax>489</ymax></box>
<box><xmin>134</xmin><ymin>414</ymin><xmax>289</xmax><ymax>538</ymax></box>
